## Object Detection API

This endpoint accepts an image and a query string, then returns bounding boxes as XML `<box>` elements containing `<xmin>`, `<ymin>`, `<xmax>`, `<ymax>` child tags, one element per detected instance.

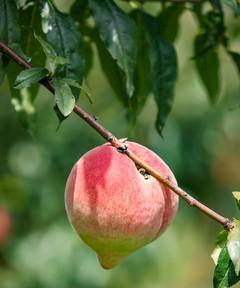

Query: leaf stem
<box><xmin>0</xmin><ymin>41</ymin><xmax>234</xmax><ymax>231</ymax></box>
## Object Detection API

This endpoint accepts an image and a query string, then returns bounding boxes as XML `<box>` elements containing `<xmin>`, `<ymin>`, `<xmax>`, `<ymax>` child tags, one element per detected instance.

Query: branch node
<box><xmin>119</xmin><ymin>137</ymin><xmax>128</xmax><ymax>143</ymax></box>
<box><xmin>188</xmin><ymin>196</ymin><xmax>195</xmax><ymax>206</ymax></box>
<box><xmin>92</xmin><ymin>115</ymin><xmax>98</xmax><ymax>121</ymax></box>
<box><xmin>107</xmin><ymin>135</ymin><xmax>114</xmax><ymax>142</ymax></box>
<box><xmin>224</xmin><ymin>219</ymin><xmax>234</xmax><ymax>231</ymax></box>
<box><xmin>117</xmin><ymin>144</ymin><xmax>128</xmax><ymax>154</ymax></box>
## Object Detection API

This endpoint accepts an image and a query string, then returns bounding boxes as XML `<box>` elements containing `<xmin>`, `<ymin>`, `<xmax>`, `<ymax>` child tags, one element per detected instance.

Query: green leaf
<box><xmin>222</xmin><ymin>0</ymin><xmax>240</xmax><ymax>16</ymax></box>
<box><xmin>19</xmin><ymin>1</ymin><xmax>42</xmax><ymax>59</ymax></box>
<box><xmin>89</xmin><ymin>0</ymin><xmax>137</xmax><ymax>97</ymax></box>
<box><xmin>212</xmin><ymin>230</ymin><xmax>229</xmax><ymax>264</ymax></box>
<box><xmin>53</xmin><ymin>78</ymin><xmax>76</xmax><ymax>117</ymax></box>
<box><xmin>0</xmin><ymin>0</ymin><xmax>22</xmax><ymax>51</ymax></box>
<box><xmin>0</xmin><ymin>55</ymin><xmax>5</xmax><ymax>85</ymax></box>
<box><xmin>93</xmin><ymin>29</ymin><xmax>128</xmax><ymax>106</ymax></box>
<box><xmin>70</xmin><ymin>1</ymin><xmax>93</xmax><ymax>77</ymax></box>
<box><xmin>61</xmin><ymin>78</ymin><xmax>93</xmax><ymax>103</ymax></box>
<box><xmin>232</xmin><ymin>192</ymin><xmax>240</xmax><ymax>210</ymax></box>
<box><xmin>194</xmin><ymin>0</ymin><xmax>226</xmax><ymax>49</ymax></box>
<box><xmin>34</xmin><ymin>33</ymin><xmax>57</xmax><ymax>59</ymax></box>
<box><xmin>228</xmin><ymin>51</ymin><xmax>240</xmax><ymax>75</ymax></box>
<box><xmin>128</xmin><ymin>11</ymin><xmax>151</xmax><ymax>125</ymax></box>
<box><xmin>0</xmin><ymin>0</ymin><xmax>38</xmax><ymax>131</ymax></box>
<box><xmin>40</xmin><ymin>1</ymin><xmax>85</xmax><ymax>88</ymax></box>
<box><xmin>227</xmin><ymin>219</ymin><xmax>240</xmax><ymax>275</ymax></box>
<box><xmin>0</xmin><ymin>0</ymin><xmax>29</xmax><ymax>60</ymax></box>
<box><xmin>144</xmin><ymin>14</ymin><xmax>177</xmax><ymax>136</ymax></box>
<box><xmin>14</xmin><ymin>67</ymin><xmax>49</xmax><ymax>89</ymax></box>
<box><xmin>194</xmin><ymin>34</ymin><xmax>220</xmax><ymax>103</ymax></box>
<box><xmin>34</xmin><ymin>33</ymin><xmax>68</xmax><ymax>75</ymax></box>
<box><xmin>54</xmin><ymin>56</ymin><xmax>69</xmax><ymax>66</ymax></box>
<box><xmin>70</xmin><ymin>0</ymin><xmax>89</xmax><ymax>22</ymax></box>
<box><xmin>18</xmin><ymin>1</ymin><xmax>46</xmax><ymax>102</ymax></box>
<box><xmin>0</xmin><ymin>1</ymin><xmax>29</xmax><ymax>63</ymax></box>
<box><xmin>61</xmin><ymin>78</ymin><xmax>82</xmax><ymax>89</ymax></box>
<box><xmin>0</xmin><ymin>54</ymin><xmax>10</xmax><ymax>85</ymax></box>
<box><xmin>217</xmin><ymin>230</ymin><xmax>229</xmax><ymax>246</ymax></box>
<box><xmin>159</xmin><ymin>5</ymin><xmax>184</xmax><ymax>43</ymax></box>
<box><xmin>213</xmin><ymin>245</ymin><xmax>240</xmax><ymax>288</ymax></box>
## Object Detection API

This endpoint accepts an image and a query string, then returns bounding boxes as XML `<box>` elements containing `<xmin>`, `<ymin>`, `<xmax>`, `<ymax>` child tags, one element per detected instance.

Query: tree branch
<box><xmin>0</xmin><ymin>41</ymin><xmax>234</xmax><ymax>231</ymax></box>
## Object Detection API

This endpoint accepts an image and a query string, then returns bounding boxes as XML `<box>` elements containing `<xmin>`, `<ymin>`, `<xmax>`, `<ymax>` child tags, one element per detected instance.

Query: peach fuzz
<box><xmin>65</xmin><ymin>141</ymin><xmax>178</xmax><ymax>269</ymax></box>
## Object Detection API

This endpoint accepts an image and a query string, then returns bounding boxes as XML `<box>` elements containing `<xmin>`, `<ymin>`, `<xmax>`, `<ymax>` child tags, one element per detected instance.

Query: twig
<box><xmin>0</xmin><ymin>41</ymin><xmax>234</xmax><ymax>231</ymax></box>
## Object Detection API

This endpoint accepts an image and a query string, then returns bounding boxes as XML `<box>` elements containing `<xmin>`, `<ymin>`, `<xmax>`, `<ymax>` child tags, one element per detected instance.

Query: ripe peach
<box><xmin>0</xmin><ymin>206</ymin><xmax>11</xmax><ymax>248</ymax></box>
<box><xmin>65</xmin><ymin>141</ymin><xmax>178</xmax><ymax>269</ymax></box>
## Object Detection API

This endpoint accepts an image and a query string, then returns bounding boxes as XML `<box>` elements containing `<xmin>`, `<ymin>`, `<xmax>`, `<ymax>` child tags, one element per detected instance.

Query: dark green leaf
<box><xmin>53</xmin><ymin>78</ymin><xmax>75</xmax><ymax>117</ymax></box>
<box><xmin>216</xmin><ymin>230</ymin><xmax>229</xmax><ymax>246</ymax></box>
<box><xmin>40</xmin><ymin>0</ymin><xmax>85</xmax><ymax>89</ymax></box>
<box><xmin>18</xmin><ymin>1</ymin><xmax>46</xmax><ymax>103</ymax></box>
<box><xmin>0</xmin><ymin>55</ymin><xmax>11</xmax><ymax>85</ymax></box>
<box><xmin>194</xmin><ymin>0</ymin><xmax>226</xmax><ymax>49</ymax></box>
<box><xmin>227</xmin><ymin>219</ymin><xmax>240</xmax><ymax>275</ymax></box>
<box><xmin>211</xmin><ymin>230</ymin><xmax>229</xmax><ymax>265</ymax></box>
<box><xmin>18</xmin><ymin>0</ymin><xmax>43</xmax><ymax>59</ymax></box>
<box><xmin>0</xmin><ymin>0</ymin><xmax>22</xmax><ymax>52</ymax></box>
<box><xmin>222</xmin><ymin>0</ymin><xmax>240</xmax><ymax>16</ymax></box>
<box><xmin>34</xmin><ymin>33</ymin><xmax>57</xmax><ymax>59</ymax></box>
<box><xmin>89</xmin><ymin>0</ymin><xmax>137</xmax><ymax>97</ymax></box>
<box><xmin>60</xmin><ymin>78</ymin><xmax>93</xmax><ymax>103</ymax></box>
<box><xmin>34</xmin><ymin>33</ymin><xmax>69</xmax><ymax>75</ymax></box>
<box><xmin>0</xmin><ymin>55</ymin><xmax>5</xmax><ymax>85</ymax></box>
<box><xmin>144</xmin><ymin>14</ymin><xmax>177</xmax><ymax>135</ymax></box>
<box><xmin>70</xmin><ymin>1</ymin><xmax>93</xmax><ymax>77</ymax></box>
<box><xmin>14</xmin><ymin>67</ymin><xmax>49</xmax><ymax>89</ymax></box>
<box><xmin>0</xmin><ymin>1</ymin><xmax>29</xmax><ymax>62</ymax></box>
<box><xmin>159</xmin><ymin>5</ymin><xmax>184</xmax><ymax>43</ymax></box>
<box><xmin>194</xmin><ymin>34</ymin><xmax>220</xmax><ymax>103</ymax></box>
<box><xmin>70</xmin><ymin>0</ymin><xmax>89</xmax><ymax>22</ymax></box>
<box><xmin>93</xmin><ymin>29</ymin><xmax>128</xmax><ymax>107</ymax></box>
<box><xmin>228</xmin><ymin>51</ymin><xmax>240</xmax><ymax>75</ymax></box>
<box><xmin>62</xmin><ymin>78</ymin><xmax>82</xmax><ymax>89</ymax></box>
<box><xmin>232</xmin><ymin>192</ymin><xmax>240</xmax><ymax>210</ymax></box>
<box><xmin>128</xmin><ymin>11</ymin><xmax>151</xmax><ymax>125</ymax></box>
<box><xmin>213</xmin><ymin>245</ymin><xmax>240</xmax><ymax>288</ymax></box>
<box><xmin>0</xmin><ymin>0</ymin><xmax>37</xmax><ymax>131</ymax></box>
<box><xmin>53</xmin><ymin>104</ymin><xmax>68</xmax><ymax>126</ymax></box>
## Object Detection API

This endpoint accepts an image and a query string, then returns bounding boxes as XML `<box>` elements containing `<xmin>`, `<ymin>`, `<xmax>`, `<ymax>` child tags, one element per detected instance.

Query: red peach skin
<box><xmin>65</xmin><ymin>142</ymin><xmax>178</xmax><ymax>269</ymax></box>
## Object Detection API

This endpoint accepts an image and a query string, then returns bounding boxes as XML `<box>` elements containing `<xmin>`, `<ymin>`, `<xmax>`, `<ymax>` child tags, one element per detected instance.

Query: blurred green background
<box><xmin>1</xmin><ymin>1</ymin><xmax>240</xmax><ymax>287</ymax></box>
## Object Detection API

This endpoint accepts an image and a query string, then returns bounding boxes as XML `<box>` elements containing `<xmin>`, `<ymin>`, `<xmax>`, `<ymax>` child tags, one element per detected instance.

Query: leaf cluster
<box><xmin>212</xmin><ymin>193</ymin><xmax>240</xmax><ymax>287</ymax></box>
<box><xmin>0</xmin><ymin>0</ymin><xmax>240</xmax><ymax>134</ymax></box>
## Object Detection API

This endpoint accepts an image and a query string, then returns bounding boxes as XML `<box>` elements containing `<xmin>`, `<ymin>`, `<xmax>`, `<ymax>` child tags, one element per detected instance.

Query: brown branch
<box><xmin>0</xmin><ymin>41</ymin><xmax>234</xmax><ymax>231</ymax></box>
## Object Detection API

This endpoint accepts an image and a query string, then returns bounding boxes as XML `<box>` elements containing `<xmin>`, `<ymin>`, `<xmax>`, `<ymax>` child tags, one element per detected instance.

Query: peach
<box><xmin>0</xmin><ymin>206</ymin><xmax>11</xmax><ymax>248</ymax></box>
<box><xmin>65</xmin><ymin>141</ymin><xmax>178</xmax><ymax>269</ymax></box>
